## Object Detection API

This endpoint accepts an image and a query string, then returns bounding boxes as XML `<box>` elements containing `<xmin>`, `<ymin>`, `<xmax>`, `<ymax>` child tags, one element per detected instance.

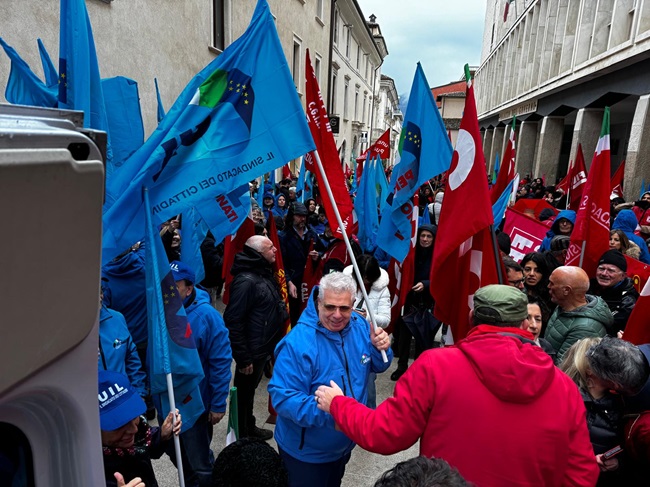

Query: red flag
<box><xmin>502</xmin><ymin>208</ymin><xmax>550</xmax><ymax>261</ymax></box>
<box><xmin>430</xmin><ymin>69</ymin><xmax>499</xmax><ymax>341</ymax></box>
<box><xmin>221</xmin><ymin>217</ymin><xmax>256</xmax><ymax>305</ymax></box>
<box><xmin>565</xmin><ymin>108</ymin><xmax>612</xmax><ymax>277</ymax></box>
<box><xmin>386</xmin><ymin>195</ymin><xmax>418</xmax><ymax>334</ymax></box>
<box><xmin>567</xmin><ymin>144</ymin><xmax>588</xmax><ymax>210</ymax></box>
<box><xmin>300</xmin><ymin>240</ymin><xmax>323</xmax><ymax>313</ymax></box>
<box><xmin>356</xmin><ymin>128</ymin><xmax>391</xmax><ymax>164</ymax></box>
<box><xmin>622</xmin><ymin>276</ymin><xmax>650</xmax><ymax>345</ymax></box>
<box><xmin>626</xmin><ymin>255</ymin><xmax>650</xmax><ymax>293</ymax></box>
<box><xmin>266</xmin><ymin>215</ymin><xmax>292</xmax><ymax>336</ymax></box>
<box><xmin>490</xmin><ymin>117</ymin><xmax>516</xmax><ymax>204</ymax></box>
<box><xmin>282</xmin><ymin>164</ymin><xmax>292</xmax><ymax>181</ymax></box>
<box><xmin>555</xmin><ymin>167</ymin><xmax>570</xmax><ymax>194</ymax></box>
<box><xmin>304</xmin><ymin>50</ymin><xmax>354</xmax><ymax>238</ymax></box>
<box><xmin>610</xmin><ymin>160</ymin><xmax>625</xmax><ymax>198</ymax></box>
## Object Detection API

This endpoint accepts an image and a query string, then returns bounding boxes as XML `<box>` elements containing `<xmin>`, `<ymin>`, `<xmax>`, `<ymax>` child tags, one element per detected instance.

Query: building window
<box><xmin>356</xmin><ymin>45</ymin><xmax>361</xmax><ymax>70</ymax></box>
<box><xmin>213</xmin><ymin>0</ymin><xmax>226</xmax><ymax>51</ymax></box>
<box><xmin>346</xmin><ymin>28</ymin><xmax>351</xmax><ymax>58</ymax></box>
<box><xmin>344</xmin><ymin>79</ymin><xmax>350</xmax><ymax>120</ymax></box>
<box><xmin>315</xmin><ymin>54</ymin><xmax>322</xmax><ymax>87</ymax></box>
<box><xmin>354</xmin><ymin>89</ymin><xmax>359</xmax><ymax>121</ymax></box>
<box><xmin>317</xmin><ymin>0</ymin><xmax>324</xmax><ymax>21</ymax></box>
<box><xmin>292</xmin><ymin>37</ymin><xmax>302</xmax><ymax>91</ymax></box>
<box><xmin>365</xmin><ymin>56</ymin><xmax>370</xmax><ymax>81</ymax></box>
<box><xmin>331</xmin><ymin>69</ymin><xmax>338</xmax><ymax>113</ymax></box>
<box><xmin>334</xmin><ymin>11</ymin><xmax>340</xmax><ymax>45</ymax></box>
<box><xmin>363</xmin><ymin>92</ymin><xmax>367</xmax><ymax>123</ymax></box>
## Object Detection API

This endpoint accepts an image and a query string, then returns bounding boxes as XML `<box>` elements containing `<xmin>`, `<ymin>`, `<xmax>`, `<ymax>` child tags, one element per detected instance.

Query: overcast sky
<box><xmin>356</xmin><ymin>0</ymin><xmax>488</xmax><ymax>102</ymax></box>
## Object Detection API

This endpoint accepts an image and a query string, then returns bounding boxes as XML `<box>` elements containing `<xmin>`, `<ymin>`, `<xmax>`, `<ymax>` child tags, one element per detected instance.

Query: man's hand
<box><xmin>288</xmin><ymin>281</ymin><xmax>298</xmax><ymax>299</ymax></box>
<box><xmin>309</xmin><ymin>250</ymin><xmax>320</xmax><ymax>261</ymax></box>
<box><xmin>315</xmin><ymin>380</ymin><xmax>344</xmax><ymax>413</ymax></box>
<box><xmin>596</xmin><ymin>454</ymin><xmax>619</xmax><ymax>472</ymax></box>
<box><xmin>114</xmin><ymin>472</ymin><xmax>144</xmax><ymax>487</ymax></box>
<box><xmin>371</xmin><ymin>327</ymin><xmax>390</xmax><ymax>351</ymax></box>
<box><xmin>238</xmin><ymin>364</ymin><xmax>254</xmax><ymax>375</ymax></box>
<box><xmin>412</xmin><ymin>282</ymin><xmax>424</xmax><ymax>292</ymax></box>
<box><xmin>209</xmin><ymin>411</ymin><xmax>225</xmax><ymax>425</ymax></box>
<box><xmin>161</xmin><ymin>409</ymin><xmax>181</xmax><ymax>441</ymax></box>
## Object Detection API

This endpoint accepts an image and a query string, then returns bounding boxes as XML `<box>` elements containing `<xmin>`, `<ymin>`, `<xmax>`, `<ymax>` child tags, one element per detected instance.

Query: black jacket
<box><xmin>278</xmin><ymin>225</ymin><xmax>322</xmax><ymax>285</ymax></box>
<box><xmin>223</xmin><ymin>246</ymin><xmax>289</xmax><ymax>367</ymax></box>
<box><xmin>589</xmin><ymin>277</ymin><xmax>639</xmax><ymax>335</ymax></box>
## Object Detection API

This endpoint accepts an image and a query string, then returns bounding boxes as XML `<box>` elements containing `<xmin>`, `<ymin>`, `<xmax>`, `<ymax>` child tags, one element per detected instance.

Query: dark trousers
<box><xmin>394</xmin><ymin>319</ymin><xmax>424</xmax><ymax>370</ymax></box>
<box><xmin>289</xmin><ymin>295</ymin><xmax>302</xmax><ymax>327</ymax></box>
<box><xmin>234</xmin><ymin>356</ymin><xmax>268</xmax><ymax>436</ymax></box>
<box><xmin>279</xmin><ymin>448</ymin><xmax>351</xmax><ymax>487</ymax></box>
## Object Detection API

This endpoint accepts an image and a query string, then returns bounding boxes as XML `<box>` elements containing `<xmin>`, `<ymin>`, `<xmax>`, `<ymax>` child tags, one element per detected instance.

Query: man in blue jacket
<box><xmin>269</xmin><ymin>272</ymin><xmax>392</xmax><ymax>487</ymax></box>
<box><xmin>170</xmin><ymin>261</ymin><xmax>233</xmax><ymax>487</ymax></box>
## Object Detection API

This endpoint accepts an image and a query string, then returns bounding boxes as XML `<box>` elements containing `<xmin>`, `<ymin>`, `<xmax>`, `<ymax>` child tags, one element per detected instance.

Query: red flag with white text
<box><xmin>304</xmin><ymin>50</ymin><xmax>354</xmax><ymax>237</ymax></box>
<box><xmin>356</xmin><ymin>128</ymin><xmax>391</xmax><ymax>164</ymax></box>
<box><xmin>622</xmin><ymin>276</ymin><xmax>650</xmax><ymax>345</ymax></box>
<box><xmin>565</xmin><ymin>108</ymin><xmax>612</xmax><ymax>277</ymax></box>
<box><xmin>430</xmin><ymin>69</ymin><xmax>499</xmax><ymax>340</ymax></box>
<box><xmin>567</xmin><ymin>144</ymin><xmax>588</xmax><ymax>210</ymax></box>
<box><xmin>490</xmin><ymin>117</ymin><xmax>516</xmax><ymax>204</ymax></box>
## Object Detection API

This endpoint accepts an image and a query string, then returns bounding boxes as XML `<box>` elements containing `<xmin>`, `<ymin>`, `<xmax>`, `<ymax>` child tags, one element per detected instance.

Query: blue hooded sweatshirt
<box><xmin>272</xmin><ymin>194</ymin><xmax>288</xmax><ymax>219</ymax></box>
<box><xmin>269</xmin><ymin>286</ymin><xmax>392</xmax><ymax>463</ymax></box>
<box><xmin>612</xmin><ymin>210</ymin><xmax>650</xmax><ymax>264</ymax></box>
<box><xmin>185</xmin><ymin>287</ymin><xmax>233</xmax><ymax>413</ymax></box>
<box><xmin>539</xmin><ymin>209</ymin><xmax>576</xmax><ymax>251</ymax></box>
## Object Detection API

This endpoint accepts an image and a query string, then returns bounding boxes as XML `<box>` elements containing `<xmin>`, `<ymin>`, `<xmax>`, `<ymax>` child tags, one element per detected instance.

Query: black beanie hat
<box><xmin>598</xmin><ymin>249</ymin><xmax>627</xmax><ymax>272</ymax></box>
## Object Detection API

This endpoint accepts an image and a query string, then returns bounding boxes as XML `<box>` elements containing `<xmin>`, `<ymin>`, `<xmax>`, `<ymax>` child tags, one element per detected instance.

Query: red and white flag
<box><xmin>304</xmin><ymin>50</ymin><xmax>354</xmax><ymax>238</ymax></box>
<box><xmin>356</xmin><ymin>127</ymin><xmax>391</xmax><ymax>165</ymax></box>
<box><xmin>490</xmin><ymin>117</ymin><xmax>516</xmax><ymax>205</ymax></box>
<box><xmin>567</xmin><ymin>144</ymin><xmax>588</xmax><ymax>210</ymax></box>
<box><xmin>387</xmin><ymin>195</ymin><xmax>418</xmax><ymax>335</ymax></box>
<box><xmin>610</xmin><ymin>160</ymin><xmax>625</xmax><ymax>199</ymax></box>
<box><xmin>430</xmin><ymin>67</ymin><xmax>500</xmax><ymax>341</ymax></box>
<box><xmin>221</xmin><ymin>217</ymin><xmax>257</xmax><ymax>304</ymax></box>
<box><xmin>267</xmin><ymin>215</ymin><xmax>292</xmax><ymax>336</ymax></box>
<box><xmin>565</xmin><ymin>108</ymin><xmax>612</xmax><ymax>277</ymax></box>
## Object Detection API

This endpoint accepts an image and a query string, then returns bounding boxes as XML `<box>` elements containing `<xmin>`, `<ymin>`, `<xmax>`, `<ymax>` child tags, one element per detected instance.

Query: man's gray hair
<box><xmin>588</xmin><ymin>337</ymin><xmax>650</xmax><ymax>395</ymax></box>
<box><xmin>245</xmin><ymin>235</ymin><xmax>271</xmax><ymax>252</ymax></box>
<box><xmin>318</xmin><ymin>272</ymin><xmax>357</xmax><ymax>299</ymax></box>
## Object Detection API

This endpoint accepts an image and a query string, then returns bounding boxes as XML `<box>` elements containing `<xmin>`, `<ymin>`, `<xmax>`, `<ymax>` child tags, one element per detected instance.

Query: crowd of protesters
<box><xmin>94</xmin><ymin>168</ymin><xmax>650</xmax><ymax>487</ymax></box>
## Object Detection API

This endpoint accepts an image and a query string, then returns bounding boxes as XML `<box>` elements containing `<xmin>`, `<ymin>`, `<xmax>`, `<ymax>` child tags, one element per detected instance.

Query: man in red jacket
<box><xmin>315</xmin><ymin>284</ymin><xmax>599</xmax><ymax>487</ymax></box>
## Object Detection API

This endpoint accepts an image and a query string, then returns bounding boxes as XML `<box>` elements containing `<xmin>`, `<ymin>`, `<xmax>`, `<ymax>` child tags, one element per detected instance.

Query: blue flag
<box><xmin>492</xmin><ymin>178</ymin><xmax>515</xmax><ymax>228</ymax></box>
<box><xmin>296</xmin><ymin>160</ymin><xmax>307</xmax><ymax>203</ymax></box>
<box><xmin>492</xmin><ymin>152</ymin><xmax>500</xmax><ymax>185</ymax></box>
<box><xmin>357</xmin><ymin>154</ymin><xmax>379</xmax><ymax>252</ymax></box>
<box><xmin>143</xmin><ymin>188</ymin><xmax>205</xmax><ymax>432</ymax></box>
<box><xmin>180</xmin><ymin>206</ymin><xmax>209</xmax><ymax>285</ymax></box>
<box><xmin>155</xmin><ymin>77</ymin><xmax>166</xmax><ymax>124</ymax></box>
<box><xmin>194</xmin><ymin>182</ymin><xmax>252</xmax><ymax>245</ymax></box>
<box><xmin>0</xmin><ymin>37</ymin><xmax>57</xmax><ymax>107</ymax></box>
<box><xmin>256</xmin><ymin>175</ymin><xmax>266</xmax><ymax>209</ymax></box>
<box><xmin>102</xmin><ymin>76</ymin><xmax>145</xmax><ymax>175</ymax></box>
<box><xmin>376</xmin><ymin>63</ymin><xmax>453</xmax><ymax>261</ymax></box>
<box><xmin>102</xmin><ymin>0</ymin><xmax>314</xmax><ymax>264</ymax></box>
<box><xmin>59</xmin><ymin>0</ymin><xmax>112</xmax><ymax>164</ymax></box>
<box><xmin>374</xmin><ymin>156</ymin><xmax>390</xmax><ymax>213</ymax></box>
<box><xmin>37</xmin><ymin>38</ymin><xmax>59</xmax><ymax>89</ymax></box>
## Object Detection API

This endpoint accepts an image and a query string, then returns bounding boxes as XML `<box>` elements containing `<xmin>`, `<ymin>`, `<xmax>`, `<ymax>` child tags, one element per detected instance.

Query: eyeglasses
<box><xmin>508</xmin><ymin>279</ymin><xmax>525</xmax><ymax>286</ymax></box>
<box><xmin>321</xmin><ymin>303</ymin><xmax>353</xmax><ymax>313</ymax></box>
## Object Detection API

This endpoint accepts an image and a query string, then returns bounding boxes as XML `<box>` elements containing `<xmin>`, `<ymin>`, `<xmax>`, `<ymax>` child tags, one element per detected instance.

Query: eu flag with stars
<box><xmin>102</xmin><ymin>0</ymin><xmax>315</xmax><ymax>264</ymax></box>
<box><xmin>144</xmin><ymin>188</ymin><xmax>205</xmax><ymax>432</ymax></box>
<box><xmin>376</xmin><ymin>63</ymin><xmax>452</xmax><ymax>261</ymax></box>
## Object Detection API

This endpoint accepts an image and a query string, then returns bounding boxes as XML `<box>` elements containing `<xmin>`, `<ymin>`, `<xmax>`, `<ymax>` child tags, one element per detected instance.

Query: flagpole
<box><xmin>313</xmin><ymin>150</ymin><xmax>388</xmax><ymax>363</ymax></box>
<box><xmin>143</xmin><ymin>187</ymin><xmax>186</xmax><ymax>487</ymax></box>
<box><xmin>488</xmin><ymin>224</ymin><xmax>504</xmax><ymax>284</ymax></box>
<box><xmin>578</xmin><ymin>240</ymin><xmax>586</xmax><ymax>268</ymax></box>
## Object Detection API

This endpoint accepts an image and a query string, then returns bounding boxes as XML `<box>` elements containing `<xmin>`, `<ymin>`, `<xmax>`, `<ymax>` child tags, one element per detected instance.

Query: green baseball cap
<box><xmin>473</xmin><ymin>284</ymin><xmax>528</xmax><ymax>324</ymax></box>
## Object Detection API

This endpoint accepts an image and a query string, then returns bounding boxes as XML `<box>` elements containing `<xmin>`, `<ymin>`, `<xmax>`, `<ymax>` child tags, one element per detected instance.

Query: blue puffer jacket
<box><xmin>539</xmin><ymin>209</ymin><xmax>576</xmax><ymax>251</ymax></box>
<box><xmin>185</xmin><ymin>288</ymin><xmax>233</xmax><ymax>413</ymax></box>
<box><xmin>102</xmin><ymin>245</ymin><xmax>148</xmax><ymax>344</ymax></box>
<box><xmin>612</xmin><ymin>209</ymin><xmax>650</xmax><ymax>264</ymax></box>
<box><xmin>269</xmin><ymin>286</ymin><xmax>392</xmax><ymax>463</ymax></box>
<box><xmin>99</xmin><ymin>306</ymin><xmax>147</xmax><ymax>396</ymax></box>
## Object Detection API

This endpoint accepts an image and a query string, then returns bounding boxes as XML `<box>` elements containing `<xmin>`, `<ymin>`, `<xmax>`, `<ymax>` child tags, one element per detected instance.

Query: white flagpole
<box><xmin>166</xmin><ymin>374</ymin><xmax>186</xmax><ymax>487</ymax></box>
<box><xmin>313</xmin><ymin>150</ymin><xmax>388</xmax><ymax>362</ymax></box>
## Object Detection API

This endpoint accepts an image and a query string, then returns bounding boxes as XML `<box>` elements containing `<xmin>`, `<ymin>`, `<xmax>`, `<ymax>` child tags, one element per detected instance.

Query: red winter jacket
<box><xmin>330</xmin><ymin>325</ymin><xmax>599</xmax><ymax>487</ymax></box>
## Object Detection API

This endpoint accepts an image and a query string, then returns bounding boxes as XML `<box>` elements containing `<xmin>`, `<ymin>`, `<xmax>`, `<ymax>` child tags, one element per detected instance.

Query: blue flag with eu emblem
<box><xmin>102</xmin><ymin>0</ymin><xmax>315</xmax><ymax>263</ymax></box>
<box><xmin>144</xmin><ymin>188</ymin><xmax>204</xmax><ymax>432</ymax></box>
<box><xmin>376</xmin><ymin>63</ymin><xmax>452</xmax><ymax>261</ymax></box>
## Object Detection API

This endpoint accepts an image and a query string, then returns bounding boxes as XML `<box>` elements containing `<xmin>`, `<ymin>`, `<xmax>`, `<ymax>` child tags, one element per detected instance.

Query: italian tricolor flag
<box><xmin>226</xmin><ymin>387</ymin><xmax>239</xmax><ymax>446</ymax></box>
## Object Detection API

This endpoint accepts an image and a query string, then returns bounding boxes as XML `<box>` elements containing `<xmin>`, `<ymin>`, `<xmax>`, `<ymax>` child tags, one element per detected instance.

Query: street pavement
<box><xmin>152</xmin><ymin>296</ymin><xmax>419</xmax><ymax>486</ymax></box>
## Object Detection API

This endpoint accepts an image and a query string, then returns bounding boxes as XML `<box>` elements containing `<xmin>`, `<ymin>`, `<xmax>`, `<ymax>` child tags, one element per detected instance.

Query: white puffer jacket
<box><xmin>343</xmin><ymin>266</ymin><xmax>391</xmax><ymax>329</ymax></box>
